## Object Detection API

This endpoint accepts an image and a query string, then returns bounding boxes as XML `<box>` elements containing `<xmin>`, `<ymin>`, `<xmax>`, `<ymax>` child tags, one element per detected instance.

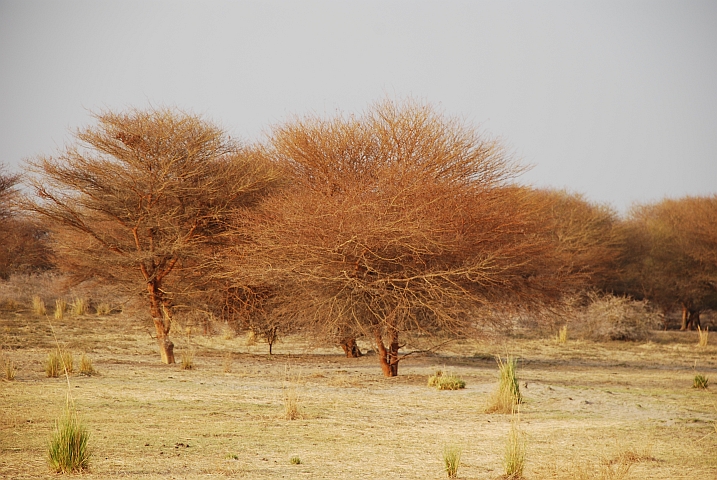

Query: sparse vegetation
<box><xmin>32</xmin><ymin>295</ymin><xmax>47</xmax><ymax>315</ymax></box>
<box><xmin>693</xmin><ymin>373</ymin><xmax>709</xmax><ymax>389</ymax></box>
<box><xmin>54</xmin><ymin>298</ymin><xmax>67</xmax><ymax>320</ymax></box>
<box><xmin>95</xmin><ymin>302</ymin><xmax>111</xmax><ymax>316</ymax></box>
<box><xmin>181</xmin><ymin>349</ymin><xmax>195</xmax><ymax>370</ymax></box>
<box><xmin>290</xmin><ymin>455</ymin><xmax>302</xmax><ymax>465</ymax></box>
<box><xmin>283</xmin><ymin>384</ymin><xmax>301</xmax><ymax>420</ymax></box>
<box><xmin>697</xmin><ymin>325</ymin><xmax>709</xmax><ymax>347</ymax></box>
<box><xmin>428</xmin><ymin>370</ymin><xmax>466</xmax><ymax>390</ymax></box>
<box><xmin>442</xmin><ymin>444</ymin><xmax>462</xmax><ymax>478</ymax></box>
<box><xmin>78</xmin><ymin>354</ymin><xmax>96</xmax><ymax>376</ymax></box>
<box><xmin>504</xmin><ymin>411</ymin><xmax>526</xmax><ymax>478</ymax></box>
<box><xmin>2</xmin><ymin>353</ymin><xmax>16</xmax><ymax>380</ymax></box>
<box><xmin>486</xmin><ymin>356</ymin><xmax>522</xmax><ymax>414</ymax></box>
<box><xmin>48</xmin><ymin>407</ymin><xmax>91</xmax><ymax>473</ymax></box>
<box><xmin>46</xmin><ymin>349</ymin><xmax>73</xmax><ymax>377</ymax></box>
<box><xmin>70</xmin><ymin>297</ymin><xmax>88</xmax><ymax>316</ymax></box>
<box><xmin>555</xmin><ymin>324</ymin><xmax>568</xmax><ymax>343</ymax></box>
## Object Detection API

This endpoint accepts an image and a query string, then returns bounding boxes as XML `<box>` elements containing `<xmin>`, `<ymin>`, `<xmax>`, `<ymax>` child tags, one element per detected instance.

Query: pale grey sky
<box><xmin>1</xmin><ymin>0</ymin><xmax>716</xmax><ymax>214</ymax></box>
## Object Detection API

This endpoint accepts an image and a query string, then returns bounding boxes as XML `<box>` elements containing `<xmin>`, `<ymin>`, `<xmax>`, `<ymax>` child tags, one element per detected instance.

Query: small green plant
<box><xmin>95</xmin><ymin>302</ymin><xmax>111</xmax><ymax>316</ymax></box>
<box><xmin>697</xmin><ymin>326</ymin><xmax>709</xmax><ymax>347</ymax></box>
<box><xmin>46</xmin><ymin>349</ymin><xmax>73</xmax><ymax>378</ymax></box>
<box><xmin>504</xmin><ymin>411</ymin><xmax>526</xmax><ymax>478</ymax></box>
<box><xmin>32</xmin><ymin>295</ymin><xmax>47</xmax><ymax>315</ymax></box>
<box><xmin>486</xmin><ymin>356</ymin><xmax>522</xmax><ymax>413</ymax></box>
<box><xmin>54</xmin><ymin>298</ymin><xmax>67</xmax><ymax>320</ymax></box>
<box><xmin>70</xmin><ymin>298</ymin><xmax>88</xmax><ymax>316</ymax></box>
<box><xmin>693</xmin><ymin>373</ymin><xmax>709</xmax><ymax>389</ymax></box>
<box><xmin>428</xmin><ymin>370</ymin><xmax>466</xmax><ymax>390</ymax></box>
<box><xmin>555</xmin><ymin>324</ymin><xmax>568</xmax><ymax>344</ymax></box>
<box><xmin>78</xmin><ymin>354</ymin><xmax>96</xmax><ymax>376</ymax></box>
<box><xmin>2</xmin><ymin>353</ymin><xmax>16</xmax><ymax>380</ymax></box>
<box><xmin>443</xmin><ymin>444</ymin><xmax>462</xmax><ymax>478</ymax></box>
<box><xmin>181</xmin><ymin>350</ymin><xmax>194</xmax><ymax>370</ymax></box>
<box><xmin>48</xmin><ymin>408</ymin><xmax>91</xmax><ymax>473</ymax></box>
<box><xmin>290</xmin><ymin>455</ymin><xmax>302</xmax><ymax>465</ymax></box>
<box><xmin>227</xmin><ymin>453</ymin><xmax>239</xmax><ymax>460</ymax></box>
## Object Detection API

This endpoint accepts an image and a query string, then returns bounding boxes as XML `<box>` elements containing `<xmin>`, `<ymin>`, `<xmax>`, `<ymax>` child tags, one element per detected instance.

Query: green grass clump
<box><xmin>504</xmin><ymin>412</ymin><xmax>526</xmax><ymax>478</ymax></box>
<box><xmin>428</xmin><ymin>370</ymin><xmax>466</xmax><ymax>390</ymax></box>
<box><xmin>486</xmin><ymin>356</ymin><xmax>522</xmax><ymax>413</ymax></box>
<box><xmin>290</xmin><ymin>455</ymin><xmax>302</xmax><ymax>465</ymax></box>
<box><xmin>693</xmin><ymin>374</ymin><xmax>709</xmax><ymax>389</ymax></box>
<box><xmin>48</xmin><ymin>408</ymin><xmax>91</xmax><ymax>473</ymax></box>
<box><xmin>32</xmin><ymin>295</ymin><xmax>47</xmax><ymax>315</ymax></box>
<box><xmin>443</xmin><ymin>445</ymin><xmax>462</xmax><ymax>478</ymax></box>
<box><xmin>46</xmin><ymin>349</ymin><xmax>73</xmax><ymax>378</ymax></box>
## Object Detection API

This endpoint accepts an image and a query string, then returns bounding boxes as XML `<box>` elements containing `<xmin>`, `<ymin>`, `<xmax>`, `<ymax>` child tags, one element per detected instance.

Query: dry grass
<box><xmin>46</xmin><ymin>349</ymin><xmax>73</xmax><ymax>377</ymax></box>
<box><xmin>1</xmin><ymin>352</ymin><xmax>16</xmax><ymax>380</ymax></box>
<box><xmin>428</xmin><ymin>370</ymin><xmax>466</xmax><ymax>390</ymax></box>
<box><xmin>1</xmin><ymin>308</ymin><xmax>717</xmax><ymax>479</ymax></box>
<box><xmin>70</xmin><ymin>297</ymin><xmax>88</xmax><ymax>316</ymax></box>
<box><xmin>504</xmin><ymin>411</ymin><xmax>526</xmax><ymax>478</ymax></box>
<box><xmin>555</xmin><ymin>324</ymin><xmax>568</xmax><ymax>344</ymax></box>
<box><xmin>181</xmin><ymin>349</ymin><xmax>195</xmax><ymax>370</ymax></box>
<box><xmin>95</xmin><ymin>302</ymin><xmax>111</xmax><ymax>316</ymax></box>
<box><xmin>486</xmin><ymin>356</ymin><xmax>522</xmax><ymax>414</ymax></box>
<box><xmin>54</xmin><ymin>298</ymin><xmax>67</xmax><ymax>320</ymax></box>
<box><xmin>78</xmin><ymin>354</ymin><xmax>96</xmax><ymax>376</ymax></box>
<box><xmin>442</xmin><ymin>444</ymin><xmax>462</xmax><ymax>478</ymax></box>
<box><xmin>697</xmin><ymin>326</ymin><xmax>709</xmax><ymax>347</ymax></box>
<box><xmin>32</xmin><ymin>295</ymin><xmax>47</xmax><ymax>315</ymax></box>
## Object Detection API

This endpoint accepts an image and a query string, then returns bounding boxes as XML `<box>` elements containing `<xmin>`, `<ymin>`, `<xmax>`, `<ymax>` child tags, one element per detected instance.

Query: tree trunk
<box><xmin>375</xmin><ymin>327</ymin><xmax>399</xmax><ymax>377</ymax></box>
<box><xmin>148</xmin><ymin>281</ymin><xmax>175</xmax><ymax>364</ymax></box>
<box><xmin>340</xmin><ymin>337</ymin><xmax>362</xmax><ymax>358</ymax></box>
<box><xmin>681</xmin><ymin>304</ymin><xmax>701</xmax><ymax>331</ymax></box>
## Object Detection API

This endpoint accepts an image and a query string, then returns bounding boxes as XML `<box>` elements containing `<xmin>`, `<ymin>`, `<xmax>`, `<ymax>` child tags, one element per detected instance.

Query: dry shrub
<box><xmin>575</xmin><ymin>293</ymin><xmax>660</xmax><ymax>341</ymax></box>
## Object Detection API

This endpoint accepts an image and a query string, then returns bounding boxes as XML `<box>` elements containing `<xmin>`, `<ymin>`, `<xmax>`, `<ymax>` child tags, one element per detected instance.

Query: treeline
<box><xmin>1</xmin><ymin>101</ymin><xmax>715</xmax><ymax>374</ymax></box>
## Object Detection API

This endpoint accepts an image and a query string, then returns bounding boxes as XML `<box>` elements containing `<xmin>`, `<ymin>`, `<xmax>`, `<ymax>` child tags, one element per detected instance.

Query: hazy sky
<box><xmin>1</xmin><ymin>1</ymin><xmax>716</xmax><ymax>214</ymax></box>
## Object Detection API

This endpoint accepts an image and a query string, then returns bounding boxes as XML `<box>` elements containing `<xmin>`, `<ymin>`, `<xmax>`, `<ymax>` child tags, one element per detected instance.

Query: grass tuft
<box><xmin>428</xmin><ymin>370</ymin><xmax>466</xmax><ymax>390</ymax></box>
<box><xmin>555</xmin><ymin>324</ymin><xmax>568</xmax><ymax>344</ymax></box>
<box><xmin>486</xmin><ymin>356</ymin><xmax>522</xmax><ymax>413</ymax></box>
<box><xmin>32</xmin><ymin>295</ymin><xmax>47</xmax><ymax>315</ymax></box>
<box><xmin>70</xmin><ymin>298</ymin><xmax>88</xmax><ymax>316</ymax></box>
<box><xmin>697</xmin><ymin>326</ymin><xmax>709</xmax><ymax>347</ymax></box>
<box><xmin>46</xmin><ymin>349</ymin><xmax>73</xmax><ymax>378</ymax></box>
<box><xmin>693</xmin><ymin>373</ymin><xmax>709</xmax><ymax>389</ymax></box>
<box><xmin>2</xmin><ymin>353</ymin><xmax>16</xmax><ymax>380</ymax></box>
<box><xmin>54</xmin><ymin>298</ymin><xmax>67</xmax><ymax>320</ymax></box>
<box><xmin>48</xmin><ymin>408</ymin><xmax>91</xmax><ymax>473</ymax></box>
<box><xmin>223</xmin><ymin>352</ymin><xmax>232</xmax><ymax>373</ymax></box>
<box><xmin>79</xmin><ymin>354</ymin><xmax>96</xmax><ymax>376</ymax></box>
<box><xmin>443</xmin><ymin>444</ymin><xmax>461</xmax><ymax>478</ymax></box>
<box><xmin>95</xmin><ymin>302</ymin><xmax>111</xmax><ymax>316</ymax></box>
<box><xmin>181</xmin><ymin>349</ymin><xmax>195</xmax><ymax>370</ymax></box>
<box><xmin>504</xmin><ymin>410</ymin><xmax>526</xmax><ymax>478</ymax></box>
<box><xmin>290</xmin><ymin>455</ymin><xmax>302</xmax><ymax>465</ymax></box>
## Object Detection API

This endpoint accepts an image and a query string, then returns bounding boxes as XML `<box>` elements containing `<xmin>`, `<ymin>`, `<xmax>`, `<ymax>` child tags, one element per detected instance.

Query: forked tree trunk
<box><xmin>340</xmin><ymin>337</ymin><xmax>362</xmax><ymax>358</ymax></box>
<box><xmin>375</xmin><ymin>327</ymin><xmax>399</xmax><ymax>377</ymax></box>
<box><xmin>148</xmin><ymin>281</ymin><xmax>175</xmax><ymax>364</ymax></box>
<box><xmin>681</xmin><ymin>304</ymin><xmax>701</xmax><ymax>331</ymax></box>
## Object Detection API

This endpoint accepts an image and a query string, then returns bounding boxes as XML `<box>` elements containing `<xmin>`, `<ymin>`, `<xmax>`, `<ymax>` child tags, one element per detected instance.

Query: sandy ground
<box><xmin>1</xmin><ymin>309</ymin><xmax>716</xmax><ymax>479</ymax></box>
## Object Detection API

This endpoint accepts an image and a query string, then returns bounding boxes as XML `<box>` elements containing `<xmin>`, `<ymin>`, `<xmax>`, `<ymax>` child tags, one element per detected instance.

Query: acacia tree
<box><xmin>622</xmin><ymin>196</ymin><xmax>717</xmax><ymax>329</ymax></box>
<box><xmin>232</xmin><ymin>101</ymin><xmax>569</xmax><ymax>376</ymax></box>
<box><xmin>25</xmin><ymin>109</ymin><xmax>279</xmax><ymax>363</ymax></box>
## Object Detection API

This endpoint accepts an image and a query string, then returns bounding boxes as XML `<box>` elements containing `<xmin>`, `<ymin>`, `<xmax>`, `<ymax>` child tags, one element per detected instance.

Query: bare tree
<box><xmin>621</xmin><ymin>196</ymin><xmax>717</xmax><ymax>329</ymax></box>
<box><xmin>24</xmin><ymin>109</ymin><xmax>279</xmax><ymax>363</ymax></box>
<box><xmin>231</xmin><ymin>100</ymin><xmax>569</xmax><ymax>376</ymax></box>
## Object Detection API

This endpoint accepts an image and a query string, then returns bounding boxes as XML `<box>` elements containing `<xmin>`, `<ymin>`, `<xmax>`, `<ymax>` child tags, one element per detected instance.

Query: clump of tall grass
<box><xmin>54</xmin><ymin>298</ymin><xmax>67</xmax><ymax>320</ymax></box>
<box><xmin>181</xmin><ymin>349</ymin><xmax>194</xmax><ymax>370</ymax></box>
<box><xmin>693</xmin><ymin>373</ymin><xmax>709</xmax><ymax>389</ymax></box>
<box><xmin>32</xmin><ymin>295</ymin><xmax>47</xmax><ymax>315</ymax></box>
<box><xmin>504</xmin><ymin>411</ymin><xmax>526</xmax><ymax>478</ymax></box>
<box><xmin>697</xmin><ymin>326</ymin><xmax>709</xmax><ymax>347</ymax></box>
<box><xmin>78</xmin><ymin>354</ymin><xmax>96</xmax><ymax>376</ymax></box>
<box><xmin>70</xmin><ymin>298</ymin><xmax>88</xmax><ymax>316</ymax></box>
<box><xmin>2</xmin><ymin>353</ymin><xmax>16</xmax><ymax>380</ymax></box>
<box><xmin>485</xmin><ymin>356</ymin><xmax>522</xmax><ymax>413</ymax></box>
<box><xmin>46</xmin><ymin>349</ymin><xmax>73</xmax><ymax>378</ymax></box>
<box><xmin>442</xmin><ymin>444</ymin><xmax>462</xmax><ymax>478</ymax></box>
<box><xmin>555</xmin><ymin>324</ymin><xmax>568</xmax><ymax>344</ymax></box>
<box><xmin>428</xmin><ymin>370</ymin><xmax>466</xmax><ymax>390</ymax></box>
<box><xmin>283</xmin><ymin>385</ymin><xmax>301</xmax><ymax>420</ymax></box>
<box><xmin>95</xmin><ymin>302</ymin><xmax>111</xmax><ymax>316</ymax></box>
<box><xmin>48</xmin><ymin>407</ymin><xmax>91</xmax><ymax>473</ymax></box>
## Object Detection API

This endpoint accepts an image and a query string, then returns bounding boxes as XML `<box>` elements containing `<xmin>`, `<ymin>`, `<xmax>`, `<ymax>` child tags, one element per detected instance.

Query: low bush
<box><xmin>576</xmin><ymin>293</ymin><xmax>660</xmax><ymax>341</ymax></box>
